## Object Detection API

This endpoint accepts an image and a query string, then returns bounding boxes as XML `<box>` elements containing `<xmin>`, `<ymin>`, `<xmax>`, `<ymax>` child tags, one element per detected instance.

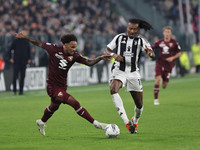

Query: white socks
<box><xmin>111</xmin><ymin>93</ymin><xmax>129</xmax><ymax>124</ymax></box>
<box><xmin>133</xmin><ymin>106</ymin><xmax>143</xmax><ymax>124</ymax></box>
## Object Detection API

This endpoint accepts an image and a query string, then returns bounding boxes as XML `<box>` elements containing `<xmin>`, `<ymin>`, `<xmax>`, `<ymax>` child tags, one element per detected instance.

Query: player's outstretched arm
<box><xmin>104</xmin><ymin>47</ymin><xmax>124</xmax><ymax>62</ymax></box>
<box><xmin>85</xmin><ymin>55</ymin><xmax>111</xmax><ymax>66</ymax></box>
<box><xmin>15</xmin><ymin>32</ymin><xmax>42</xmax><ymax>48</ymax></box>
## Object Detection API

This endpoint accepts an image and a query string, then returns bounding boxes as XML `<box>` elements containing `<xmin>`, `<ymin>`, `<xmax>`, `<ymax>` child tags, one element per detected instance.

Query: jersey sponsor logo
<box><xmin>159</xmin><ymin>42</ymin><xmax>165</xmax><ymax>47</ymax></box>
<box><xmin>123</xmin><ymin>51</ymin><xmax>134</xmax><ymax>57</ymax></box>
<box><xmin>59</xmin><ymin>59</ymin><xmax>68</xmax><ymax>70</ymax></box>
<box><xmin>55</xmin><ymin>53</ymin><xmax>68</xmax><ymax>70</ymax></box>
<box><xmin>68</xmin><ymin>56</ymin><xmax>73</xmax><ymax>61</ymax></box>
<box><xmin>59</xmin><ymin>52</ymin><xmax>63</xmax><ymax>54</ymax></box>
<box><xmin>58</xmin><ymin>91</ymin><xmax>63</xmax><ymax>97</ymax></box>
<box><xmin>162</xmin><ymin>46</ymin><xmax>169</xmax><ymax>54</ymax></box>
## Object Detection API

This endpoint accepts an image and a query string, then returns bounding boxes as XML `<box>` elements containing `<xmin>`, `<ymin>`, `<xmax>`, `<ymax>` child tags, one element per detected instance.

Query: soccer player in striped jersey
<box><xmin>104</xmin><ymin>18</ymin><xmax>155</xmax><ymax>134</ymax></box>
<box><xmin>151</xmin><ymin>26</ymin><xmax>181</xmax><ymax>105</ymax></box>
<box><xmin>14</xmin><ymin>32</ymin><xmax>111</xmax><ymax>136</ymax></box>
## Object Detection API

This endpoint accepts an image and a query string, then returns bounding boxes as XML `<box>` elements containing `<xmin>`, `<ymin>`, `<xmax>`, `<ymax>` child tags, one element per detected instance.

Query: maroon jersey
<box><xmin>42</xmin><ymin>42</ymin><xmax>87</xmax><ymax>87</ymax></box>
<box><xmin>151</xmin><ymin>38</ymin><xmax>181</xmax><ymax>70</ymax></box>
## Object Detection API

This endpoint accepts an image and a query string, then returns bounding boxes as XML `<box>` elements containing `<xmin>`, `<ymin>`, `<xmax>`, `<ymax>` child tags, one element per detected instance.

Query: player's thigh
<box><xmin>163</xmin><ymin>69</ymin><xmax>171</xmax><ymax>82</ymax></box>
<box><xmin>126</xmin><ymin>78</ymin><xmax>143</xmax><ymax>92</ymax></box>
<box><xmin>46</xmin><ymin>84</ymin><xmax>71</xmax><ymax>104</ymax></box>
<box><xmin>110</xmin><ymin>79</ymin><xmax>123</xmax><ymax>94</ymax></box>
<box><xmin>155</xmin><ymin>64</ymin><xmax>163</xmax><ymax>77</ymax></box>
<box><xmin>109</xmin><ymin>70</ymin><xmax>126</xmax><ymax>93</ymax></box>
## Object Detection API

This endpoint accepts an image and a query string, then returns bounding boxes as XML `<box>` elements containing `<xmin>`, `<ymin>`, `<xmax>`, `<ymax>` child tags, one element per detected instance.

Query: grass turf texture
<box><xmin>0</xmin><ymin>74</ymin><xmax>199</xmax><ymax>150</ymax></box>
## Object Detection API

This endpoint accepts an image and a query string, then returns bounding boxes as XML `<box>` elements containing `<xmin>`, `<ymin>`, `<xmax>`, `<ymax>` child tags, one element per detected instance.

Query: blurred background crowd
<box><xmin>0</xmin><ymin>0</ymin><xmax>200</xmax><ymax>75</ymax></box>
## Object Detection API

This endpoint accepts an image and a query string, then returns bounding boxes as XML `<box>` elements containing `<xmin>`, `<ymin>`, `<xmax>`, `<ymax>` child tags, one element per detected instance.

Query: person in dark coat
<box><xmin>4</xmin><ymin>29</ymin><xmax>31</xmax><ymax>95</ymax></box>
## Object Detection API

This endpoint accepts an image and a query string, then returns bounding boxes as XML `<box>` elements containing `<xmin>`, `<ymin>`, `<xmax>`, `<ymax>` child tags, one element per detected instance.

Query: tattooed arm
<box><xmin>85</xmin><ymin>55</ymin><xmax>111</xmax><ymax>66</ymax></box>
<box><xmin>15</xmin><ymin>32</ymin><xmax>42</xmax><ymax>47</ymax></box>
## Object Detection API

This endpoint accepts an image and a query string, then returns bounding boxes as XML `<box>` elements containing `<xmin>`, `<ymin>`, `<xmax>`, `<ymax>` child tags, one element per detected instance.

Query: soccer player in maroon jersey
<box><xmin>14</xmin><ymin>32</ymin><xmax>111</xmax><ymax>136</ymax></box>
<box><xmin>151</xmin><ymin>26</ymin><xmax>181</xmax><ymax>105</ymax></box>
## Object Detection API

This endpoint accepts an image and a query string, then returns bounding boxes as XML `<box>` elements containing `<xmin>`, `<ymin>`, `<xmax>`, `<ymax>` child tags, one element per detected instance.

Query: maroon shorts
<box><xmin>155</xmin><ymin>64</ymin><xmax>172</xmax><ymax>82</ymax></box>
<box><xmin>46</xmin><ymin>84</ymin><xmax>71</xmax><ymax>104</ymax></box>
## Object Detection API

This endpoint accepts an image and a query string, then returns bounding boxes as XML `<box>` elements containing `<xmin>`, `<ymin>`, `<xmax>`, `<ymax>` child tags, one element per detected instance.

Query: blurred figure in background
<box><xmin>4</xmin><ymin>29</ymin><xmax>31</xmax><ymax>95</ymax></box>
<box><xmin>151</xmin><ymin>26</ymin><xmax>181</xmax><ymax>105</ymax></box>
<box><xmin>179</xmin><ymin>50</ymin><xmax>190</xmax><ymax>76</ymax></box>
<box><xmin>0</xmin><ymin>55</ymin><xmax>5</xmax><ymax>71</ymax></box>
<box><xmin>191</xmin><ymin>40</ymin><xmax>200</xmax><ymax>73</ymax></box>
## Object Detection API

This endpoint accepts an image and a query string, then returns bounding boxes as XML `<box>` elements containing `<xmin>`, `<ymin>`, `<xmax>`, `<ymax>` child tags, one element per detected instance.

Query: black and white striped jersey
<box><xmin>107</xmin><ymin>33</ymin><xmax>152</xmax><ymax>73</ymax></box>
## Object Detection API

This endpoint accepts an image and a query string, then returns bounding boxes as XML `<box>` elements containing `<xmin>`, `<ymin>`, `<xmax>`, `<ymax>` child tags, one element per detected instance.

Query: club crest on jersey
<box><xmin>169</xmin><ymin>43</ymin><xmax>173</xmax><ymax>47</ymax></box>
<box><xmin>58</xmin><ymin>92</ymin><xmax>63</xmax><ymax>97</ymax></box>
<box><xmin>134</xmin><ymin>41</ymin><xmax>137</xmax><ymax>45</ymax></box>
<box><xmin>68</xmin><ymin>56</ymin><xmax>73</xmax><ymax>61</ymax></box>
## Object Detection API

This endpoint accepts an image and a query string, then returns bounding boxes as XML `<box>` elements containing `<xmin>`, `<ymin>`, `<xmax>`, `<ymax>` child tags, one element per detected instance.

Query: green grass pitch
<box><xmin>0</xmin><ymin>74</ymin><xmax>200</xmax><ymax>150</ymax></box>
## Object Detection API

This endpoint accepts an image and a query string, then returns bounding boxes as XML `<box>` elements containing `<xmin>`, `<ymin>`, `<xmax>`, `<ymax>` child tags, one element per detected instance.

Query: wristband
<box><xmin>110</xmin><ymin>53</ymin><xmax>114</xmax><ymax>56</ymax></box>
<box><xmin>149</xmin><ymin>53</ymin><xmax>152</xmax><ymax>57</ymax></box>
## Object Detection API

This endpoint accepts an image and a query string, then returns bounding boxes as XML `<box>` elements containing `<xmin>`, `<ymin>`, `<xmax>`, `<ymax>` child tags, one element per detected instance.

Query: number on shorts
<box><xmin>138</xmin><ymin>79</ymin><xmax>141</xmax><ymax>85</ymax></box>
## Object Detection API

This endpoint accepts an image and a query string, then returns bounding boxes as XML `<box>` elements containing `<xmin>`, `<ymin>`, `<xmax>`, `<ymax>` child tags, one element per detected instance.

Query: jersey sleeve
<box><xmin>74</xmin><ymin>52</ymin><xmax>87</xmax><ymax>64</ymax></box>
<box><xmin>107</xmin><ymin>34</ymin><xmax>121</xmax><ymax>50</ymax></box>
<box><xmin>42</xmin><ymin>42</ymin><xmax>57</xmax><ymax>54</ymax></box>
<box><xmin>151</xmin><ymin>41</ymin><xmax>159</xmax><ymax>49</ymax></box>
<box><xmin>175</xmin><ymin>42</ymin><xmax>182</xmax><ymax>53</ymax></box>
<box><xmin>141</xmin><ymin>37</ymin><xmax>152</xmax><ymax>51</ymax></box>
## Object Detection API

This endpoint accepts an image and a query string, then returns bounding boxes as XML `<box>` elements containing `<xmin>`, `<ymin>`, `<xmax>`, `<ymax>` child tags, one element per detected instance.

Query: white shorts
<box><xmin>109</xmin><ymin>69</ymin><xmax>143</xmax><ymax>92</ymax></box>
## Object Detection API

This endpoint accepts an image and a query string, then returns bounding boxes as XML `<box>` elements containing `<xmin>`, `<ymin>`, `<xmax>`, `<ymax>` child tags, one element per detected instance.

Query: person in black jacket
<box><xmin>4</xmin><ymin>29</ymin><xmax>31</xmax><ymax>95</ymax></box>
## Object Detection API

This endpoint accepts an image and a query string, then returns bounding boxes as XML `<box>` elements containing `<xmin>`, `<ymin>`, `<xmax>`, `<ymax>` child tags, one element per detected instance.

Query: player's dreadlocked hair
<box><xmin>60</xmin><ymin>33</ymin><xmax>77</xmax><ymax>44</ymax></box>
<box><xmin>129</xmin><ymin>18</ymin><xmax>153</xmax><ymax>31</ymax></box>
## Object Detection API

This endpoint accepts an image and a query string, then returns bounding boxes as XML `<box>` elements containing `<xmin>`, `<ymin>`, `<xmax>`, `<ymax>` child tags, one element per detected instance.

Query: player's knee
<box><xmin>110</xmin><ymin>88</ymin><xmax>118</xmax><ymax>95</ymax></box>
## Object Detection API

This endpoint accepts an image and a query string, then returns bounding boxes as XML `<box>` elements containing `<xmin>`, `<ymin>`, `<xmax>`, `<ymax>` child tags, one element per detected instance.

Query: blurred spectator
<box><xmin>191</xmin><ymin>41</ymin><xmax>200</xmax><ymax>73</ymax></box>
<box><xmin>179</xmin><ymin>51</ymin><xmax>190</xmax><ymax>76</ymax></box>
<box><xmin>30</xmin><ymin>46</ymin><xmax>36</xmax><ymax>67</ymax></box>
<box><xmin>0</xmin><ymin>54</ymin><xmax>5</xmax><ymax>71</ymax></box>
<box><xmin>83</xmin><ymin>40</ymin><xmax>93</xmax><ymax>57</ymax></box>
<box><xmin>0</xmin><ymin>0</ymin><xmax>124</xmax><ymax>61</ymax></box>
<box><xmin>192</xmin><ymin>15</ymin><xmax>199</xmax><ymax>41</ymax></box>
<box><xmin>151</xmin><ymin>36</ymin><xmax>159</xmax><ymax>61</ymax></box>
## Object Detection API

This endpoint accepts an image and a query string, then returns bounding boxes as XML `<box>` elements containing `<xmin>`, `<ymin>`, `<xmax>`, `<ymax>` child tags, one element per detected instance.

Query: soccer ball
<box><xmin>105</xmin><ymin>124</ymin><xmax>120</xmax><ymax>138</ymax></box>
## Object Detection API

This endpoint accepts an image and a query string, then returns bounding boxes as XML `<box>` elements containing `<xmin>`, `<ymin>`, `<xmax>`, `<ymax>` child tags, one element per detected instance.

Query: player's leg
<box><xmin>12</xmin><ymin>63</ymin><xmax>19</xmax><ymax>95</ymax></box>
<box><xmin>130</xmin><ymin>91</ymin><xmax>143</xmax><ymax>133</ymax></box>
<box><xmin>19</xmin><ymin>64</ymin><xmax>26</xmax><ymax>95</ymax></box>
<box><xmin>162</xmin><ymin>81</ymin><xmax>169</xmax><ymax>89</ymax></box>
<box><xmin>162</xmin><ymin>71</ymin><xmax>171</xmax><ymax>89</ymax></box>
<box><xmin>66</xmin><ymin>95</ymin><xmax>108</xmax><ymax>130</ymax></box>
<box><xmin>110</xmin><ymin>79</ymin><xmax>129</xmax><ymax>125</ymax></box>
<box><xmin>36</xmin><ymin>101</ymin><xmax>60</xmax><ymax>136</ymax></box>
<box><xmin>154</xmin><ymin>75</ymin><xmax>162</xmax><ymax>105</ymax></box>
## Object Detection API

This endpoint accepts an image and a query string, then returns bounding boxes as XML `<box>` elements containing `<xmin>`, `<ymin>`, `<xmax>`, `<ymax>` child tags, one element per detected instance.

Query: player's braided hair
<box><xmin>60</xmin><ymin>33</ymin><xmax>77</xmax><ymax>44</ymax></box>
<box><xmin>129</xmin><ymin>18</ymin><xmax>153</xmax><ymax>31</ymax></box>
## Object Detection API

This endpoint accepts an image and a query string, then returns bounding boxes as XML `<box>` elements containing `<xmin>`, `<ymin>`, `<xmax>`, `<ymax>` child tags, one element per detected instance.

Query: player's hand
<box><xmin>28</xmin><ymin>59</ymin><xmax>31</xmax><ymax>64</ymax></box>
<box><xmin>101</xmin><ymin>55</ymin><xmax>112</xmax><ymax>60</ymax></box>
<box><xmin>166</xmin><ymin>57</ymin><xmax>173</xmax><ymax>62</ymax></box>
<box><xmin>10</xmin><ymin>58</ymin><xmax>14</xmax><ymax>63</ymax></box>
<box><xmin>113</xmin><ymin>54</ymin><xmax>124</xmax><ymax>62</ymax></box>
<box><xmin>144</xmin><ymin>45</ymin><xmax>151</xmax><ymax>55</ymax></box>
<box><xmin>15</xmin><ymin>32</ymin><xmax>26</xmax><ymax>39</ymax></box>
